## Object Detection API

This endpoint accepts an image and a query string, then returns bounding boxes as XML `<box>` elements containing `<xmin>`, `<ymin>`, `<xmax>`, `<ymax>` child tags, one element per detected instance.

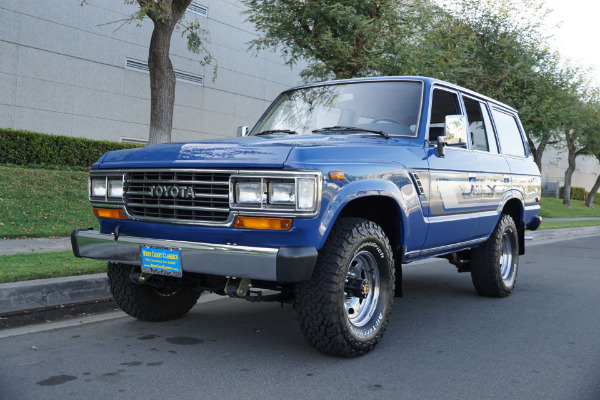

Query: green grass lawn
<box><xmin>539</xmin><ymin>219</ymin><xmax>600</xmax><ymax>230</ymax></box>
<box><xmin>0</xmin><ymin>166</ymin><xmax>99</xmax><ymax>238</ymax></box>
<box><xmin>539</xmin><ymin>197</ymin><xmax>600</xmax><ymax>218</ymax></box>
<box><xmin>0</xmin><ymin>251</ymin><xmax>107</xmax><ymax>283</ymax></box>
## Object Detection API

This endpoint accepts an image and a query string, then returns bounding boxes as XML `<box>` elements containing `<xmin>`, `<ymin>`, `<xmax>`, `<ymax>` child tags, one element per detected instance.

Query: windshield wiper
<box><xmin>255</xmin><ymin>129</ymin><xmax>298</xmax><ymax>136</ymax></box>
<box><xmin>312</xmin><ymin>126</ymin><xmax>390</xmax><ymax>139</ymax></box>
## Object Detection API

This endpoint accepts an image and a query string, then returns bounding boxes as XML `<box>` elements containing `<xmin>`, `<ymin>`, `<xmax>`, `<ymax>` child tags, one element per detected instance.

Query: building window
<box><xmin>125</xmin><ymin>58</ymin><xmax>204</xmax><ymax>86</ymax></box>
<box><xmin>188</xmin><ymin>3</ymin><xmax>208</xmax><ymax>17</ymax></box>
<box><xmin>121</xmin><ymin>137</ymin><xmax>149</xmax><ymax>144</ymax></box>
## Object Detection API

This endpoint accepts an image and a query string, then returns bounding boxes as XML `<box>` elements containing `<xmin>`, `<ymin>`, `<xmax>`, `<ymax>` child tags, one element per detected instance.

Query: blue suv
<box><xmin>72</xmin><ymin>76</ymin><xmax>542</xmax><ymax>356</ymax></box>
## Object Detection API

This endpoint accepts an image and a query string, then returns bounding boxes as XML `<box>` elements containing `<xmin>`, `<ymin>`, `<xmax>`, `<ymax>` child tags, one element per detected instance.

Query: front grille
<box><xmin>124</xmin><ymin>170</ymin><xmax>232</xmax><ymax>224</ymax></box>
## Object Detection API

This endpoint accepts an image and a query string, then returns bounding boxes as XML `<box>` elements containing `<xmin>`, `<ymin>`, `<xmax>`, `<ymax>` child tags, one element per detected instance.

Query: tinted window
<box><xmin>252</xmin><ymin>81</ymin><xmax>423</xmax><ymax>137</ymax></box>
<box><xmin>463</xmin><ymin>97</ymin><xmax>489</xmax><ymax>151</ymax></box>
<box><xmin>481</xmin><ymin>104</ymin><xmax>498</xmax><ymax>154</ymax></box>
<box><xmin>491</xmin><ymin>109</ymin><xmax>525</xmax><ymax>156</ymax></box>
<box><xmin>429</xmin><ymin>89</ymin><xmax>460</xmax><ymax>142</ymax></box>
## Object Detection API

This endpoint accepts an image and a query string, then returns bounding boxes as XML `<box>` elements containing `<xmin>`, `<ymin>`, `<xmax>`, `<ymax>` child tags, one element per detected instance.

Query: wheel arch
<box><xmin>338</xmin><ymin>195</ymin><xmax>403</xmax><ymax>257</ymax></box>
<box><xmin>501</xmin><ymin>197</ymin><xmax>526</xmax><ymax>255</ymax></box>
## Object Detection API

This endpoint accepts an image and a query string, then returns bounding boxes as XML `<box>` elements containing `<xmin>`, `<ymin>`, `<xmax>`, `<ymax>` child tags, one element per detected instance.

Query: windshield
<box><xmin>251</xmin><ymin>81</ymin><xmax>423</xmax><ymax>137</ymax></box>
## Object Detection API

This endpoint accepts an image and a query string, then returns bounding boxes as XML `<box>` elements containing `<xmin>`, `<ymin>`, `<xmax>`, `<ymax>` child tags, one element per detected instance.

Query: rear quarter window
<box><xmin>491</xmin><ymin>108</ymin><xmax>525</xmax><ymax>157</ymax></box>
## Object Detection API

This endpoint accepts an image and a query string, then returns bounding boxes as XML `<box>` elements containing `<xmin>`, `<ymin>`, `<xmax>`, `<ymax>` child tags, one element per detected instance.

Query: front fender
<box><xmin>316</xmin><ymin>172</ymin><xmax>427</xmax><ymax>253</ymax></box>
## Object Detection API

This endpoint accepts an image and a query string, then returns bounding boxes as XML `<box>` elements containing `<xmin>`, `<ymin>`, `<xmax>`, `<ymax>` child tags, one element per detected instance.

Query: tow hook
<box><xmin>130</xmin><ymin>271</ymin><xmax>152</xmax><ymax>284</ymax></box>
<box><xmin>225</xmin><ymin>278</ymin><xmax>251</xmax><ymax>298</ymax></box>
<box><xmin>345</xmin><ymin>278</ymin><xmax>370</xmax><ymax>299</ymax></box>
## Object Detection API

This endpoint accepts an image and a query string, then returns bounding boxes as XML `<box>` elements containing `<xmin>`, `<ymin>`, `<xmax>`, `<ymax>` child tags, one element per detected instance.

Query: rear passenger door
<box><xmin>462</xmin><ymin>96</ymin><xmax>511</xmax><ymax>237</ymax></box>
<box><xmin>424</xmin><ymin>87</ymin><xmax>480</xmax><ymax>250</ymax></box>
<box><xmin>490</xmin><ymin>106</ymin><xmax>541</xmax><ymax>210</ymax></box>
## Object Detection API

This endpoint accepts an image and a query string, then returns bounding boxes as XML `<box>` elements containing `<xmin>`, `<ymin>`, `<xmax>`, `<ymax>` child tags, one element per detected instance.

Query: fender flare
<box><xmin>315</xmin><ymin>174</ymin><xmax>424</xmax><ymax>251</ymax></box>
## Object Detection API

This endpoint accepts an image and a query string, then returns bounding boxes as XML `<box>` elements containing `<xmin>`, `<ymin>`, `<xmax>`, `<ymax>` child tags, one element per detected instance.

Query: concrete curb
<box><xmin>0</xmin><ymin>273</ymin><xmax>110</xmax><ymax>315</ymax></box>
<box><xmin>1</xmin><ymin>227</ymin><xmax>600</xmax><ymax>316</ymax></box>
<box><xmin>529</xmin><ymin>226</ymin><xmax>600</xmax><ymax>243</ymax></box>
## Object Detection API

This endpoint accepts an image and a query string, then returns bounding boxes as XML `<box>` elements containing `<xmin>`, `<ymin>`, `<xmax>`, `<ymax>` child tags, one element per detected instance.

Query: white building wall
<box><xmin>541</xmin><ymin>146</ymin><xmax>600</xmax><ymax>192</ymax></box>
<box><xmin>0</xmin><ymin>0</ymin><xmax>304</xmax><ymax>143</ymax></box>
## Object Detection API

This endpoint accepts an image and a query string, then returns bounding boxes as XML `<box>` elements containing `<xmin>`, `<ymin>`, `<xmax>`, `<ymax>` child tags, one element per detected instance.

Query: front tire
<box><xmin>470</xmin><ymin>214</ymin><xmax>519</xmax><ymax>297</ymax></box>
<box><xmin>107</xmin><ymin>262</ymin><xmax>200</xmax><ymax>321</ymax></box>
<box><xmin>295</xmin><ymin>218</ymin><xmax>395</xmax><ymax>357</ymax></box>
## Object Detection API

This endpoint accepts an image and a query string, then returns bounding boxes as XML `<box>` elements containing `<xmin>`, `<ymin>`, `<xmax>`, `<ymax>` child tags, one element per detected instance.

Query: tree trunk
<box><xmin>562</xmin><ymin>129</ymin><xmax>576</xmax><ymax>208</ymax></box>
<box><xmin>585</xmin><ymin>154</ymin><xmax>600</xmax><ymax>208</ymax></box>
<box><xmin>142</xmin><ymin>0</ymin><xmax>192</xmax><ymax>145</ymax></box>
<box><xmin>528</xmin><ymin>136</ymin><xmax>547</xmax><ymax>172</ymax></box>
<box><xmin>148</xmin><ymin>20</ymin><xmax>177</xmax><ymax>145</ymax></box>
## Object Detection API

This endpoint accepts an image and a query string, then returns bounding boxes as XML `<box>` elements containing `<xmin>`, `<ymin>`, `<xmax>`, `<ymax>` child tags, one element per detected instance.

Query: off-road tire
<box><xmin>107</xmin><ymin>262</ymin><xmax>200</xmax><ymax>321</ymax></box>
<box><xmin>295</xmin><ymin>218</ymin><xmax>395</xmax><ymax>357</ymax></box>
<box><xmin>470</xmin><ymin>213</ymin><xmax>519</xmax><ymax>297</ymax></box>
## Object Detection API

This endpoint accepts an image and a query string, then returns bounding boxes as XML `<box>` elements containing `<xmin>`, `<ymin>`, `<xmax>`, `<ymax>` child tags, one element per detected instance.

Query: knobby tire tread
<box><xmin>107</xmin><ymin>262</ymin><xmax>200</xmax><ymax>322</ymax></box>
<box><xmin>470</xmin><ymin>214</ymin><xmax>518</xmax><ymax>298</ymax></box>
<box><xmin>295</xmin><ymin>218</ymin><xmax>394</xmax><ymax>357</ymax></box>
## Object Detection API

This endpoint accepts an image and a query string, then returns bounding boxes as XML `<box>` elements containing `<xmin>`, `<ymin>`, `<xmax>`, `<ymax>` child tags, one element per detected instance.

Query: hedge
<box><xmin>559</xmin><ymin>186</ymin><xmax>586</xmax><ymax>201</ymax></box>
<box><xmin>0</xmin><ymin>129</ymin><xmax>143</xmax><ymax>168</ymax></box>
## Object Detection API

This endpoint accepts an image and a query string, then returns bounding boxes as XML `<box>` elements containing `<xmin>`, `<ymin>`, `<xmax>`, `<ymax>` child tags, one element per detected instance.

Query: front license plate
<box><xmin>141</xmin><ymin>246</ymin><xmax>182</xmax><ymax>277</ymax></box>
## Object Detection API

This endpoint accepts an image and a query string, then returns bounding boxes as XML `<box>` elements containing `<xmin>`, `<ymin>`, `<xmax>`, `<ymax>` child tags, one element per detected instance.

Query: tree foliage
<box><xmin>242</xmin><ymin>0</ymin><xmax>427</xmax><ymax>81</ymax></box>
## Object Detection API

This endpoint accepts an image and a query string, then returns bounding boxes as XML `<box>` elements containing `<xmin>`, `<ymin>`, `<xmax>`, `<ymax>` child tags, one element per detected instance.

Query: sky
<box><xmin>544</xmin><ymin>0</ymin><xmax>600</xmax><ymax>85</ymax></box>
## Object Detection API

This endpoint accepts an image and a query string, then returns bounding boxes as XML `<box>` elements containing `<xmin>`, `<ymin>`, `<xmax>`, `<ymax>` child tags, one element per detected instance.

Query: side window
<box><xmin>429</xmin><ymin>89</ymin><xmax>460</xmax><ymax>142</ymax></box>
<box><xmin>480</xmin><ymin>103</ymin><xmax>498</xmax><ymax>154</ymax></box>
<box><xmin>463</xmin><ymin>97</ymin><xmax>489</xmax><ymax>151</ymax></box>
<box><xmin>491</xmin><ymin>109</ymin><xmax>526</xmax><ymax>157</ymax></box>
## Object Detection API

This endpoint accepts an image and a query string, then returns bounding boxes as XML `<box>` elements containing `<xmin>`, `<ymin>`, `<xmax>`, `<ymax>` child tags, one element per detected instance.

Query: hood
<box><xmin>95</xmin><ymin>135</ymin><xmax>413</xmax><ymax>169</ymax></box>
<box><xmin>96</xmin><ymin>136</ymin><xmax>294</xmax><ymax>169</ymax></box>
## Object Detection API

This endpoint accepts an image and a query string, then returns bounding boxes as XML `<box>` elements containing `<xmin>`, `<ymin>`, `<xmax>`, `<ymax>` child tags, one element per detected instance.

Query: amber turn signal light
<box><xmin>329</xmin><ymin>171</ymin><xmax>345</xmax><ymax>180</ymax></box>
<box><xmin>234</xmin><ymin>216</ymin><xmax>292</xmax><ymax>230</ymax></box>
<box><xmin>93</xmin><ymin>208</ymin><xmax>126</xmax><ymax>220</ymax></box>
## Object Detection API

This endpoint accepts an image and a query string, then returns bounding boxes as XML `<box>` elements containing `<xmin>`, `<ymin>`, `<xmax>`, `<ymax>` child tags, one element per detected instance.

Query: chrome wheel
<box><xmin>499</xmin><ymin>232</ymin><xmax>516</xmax><ymax>286</ymax></box>
<box><xmin>344</xmin><ymin>250</ymin><xmax>380</xmax><ymax>327</ymax></box>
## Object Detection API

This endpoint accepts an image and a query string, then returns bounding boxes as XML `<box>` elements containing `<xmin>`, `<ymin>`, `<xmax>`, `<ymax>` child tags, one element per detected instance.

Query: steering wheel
<box><xmin>372</xmin><ymin>117</ymin><xmax>408</xmax><ymax>126</ymax></box>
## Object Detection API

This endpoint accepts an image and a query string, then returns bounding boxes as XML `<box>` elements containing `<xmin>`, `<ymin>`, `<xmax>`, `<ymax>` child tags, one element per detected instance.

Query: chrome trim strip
<box><xmin>128</xmin><ymin>179</ymin><xmax>229</xmax><ymax>185</ymax></box>
<box><xmin>89</xmin><ymin>204</ymin><xmax>238</xmax><ymax>227</ymax></box>
<box><xmin>90</xmin><ymin>168</ymin><xmax>239</xmax><ymax>174</ymax></box>
<box><xmin>524</xmin><ymin>204</ymin><xmax>541</xmax><ymax>211</ymax></box>
<box><xmin>126</xmin><ymin>191</ymin><xmax>229</xmax><ymax>199</ymax></box>
<box><xmin>125</xmin><ymin>202</ymin><xmax>229</xmax><ymax>213</ymax></box>
<box><xmin>425</xmin><ymin>210</ymin><xmax>498</xmax><ymax>223</ymax></box>
<box><xmin>405</xmin><ymin>237</ymin><xmax>488</xmax><ymax>259</ymax></box>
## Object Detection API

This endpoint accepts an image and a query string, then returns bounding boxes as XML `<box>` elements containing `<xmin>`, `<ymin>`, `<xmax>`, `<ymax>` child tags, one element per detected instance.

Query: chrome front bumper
<box><xmin>71</xmin><ymin>229</ymin><xmax>317</xmax><ymax>283</ymax></box>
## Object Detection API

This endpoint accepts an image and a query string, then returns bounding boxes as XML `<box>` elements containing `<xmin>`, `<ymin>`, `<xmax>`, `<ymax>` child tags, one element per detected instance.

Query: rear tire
<box><xmin>107</xmin><ymin>262</ymin><xmax>200</xmax><ymax>321</ymax></box>
<box><xmin>295</xmin><ymin>218</ymin><xmax>394</xmax><ymax>357</ymax></box>
<box><xmin>470</xmin><ymin>214</ymin><xmax>519</xmax><ymax>297</ymax></box>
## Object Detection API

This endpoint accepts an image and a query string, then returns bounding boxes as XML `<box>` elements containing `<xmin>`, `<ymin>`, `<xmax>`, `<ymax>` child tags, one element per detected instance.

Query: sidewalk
<box><xmin>2</xmin><ymin>224</ymin><xmax>600</xmax><ymax>316</ymax></box>
<box><xmin>0</xmin><ymin>237</ymin><xmax>71</xmax><ymax>256</ymax></box>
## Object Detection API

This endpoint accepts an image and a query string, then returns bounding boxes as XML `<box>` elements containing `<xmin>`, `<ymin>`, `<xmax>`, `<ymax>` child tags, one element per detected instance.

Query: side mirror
<box><xmin>444</xmin><ymin>115</ymin><xmax>468</xmax><ymax>146</ymax></box>
<box><xmin>237</xmin><ymin>126</ymin><xmax>249</xmax><ymax>137</ymax></box>
<box><xmin>435</xmin><ymin>116</ymin><xmax>467</xmax><ymax>158</ymax></box>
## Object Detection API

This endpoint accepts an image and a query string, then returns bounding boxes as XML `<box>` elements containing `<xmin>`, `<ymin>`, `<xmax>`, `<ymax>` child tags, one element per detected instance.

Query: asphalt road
<box><xmin>1</xmin><ymin>236</ymin><xmax>599</xmax><ymax>400</ymax></box>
